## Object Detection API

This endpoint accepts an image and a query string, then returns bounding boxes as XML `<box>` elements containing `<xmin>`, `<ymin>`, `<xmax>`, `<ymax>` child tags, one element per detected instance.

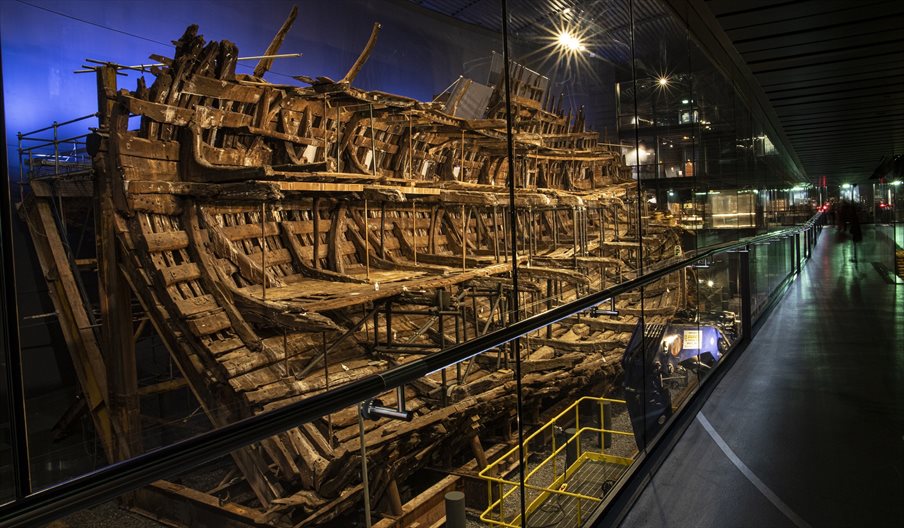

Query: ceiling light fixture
<box><xmin>557</xmin><ymin>30</ymin><xmax>585</xmax><ymax>52</ymax></box>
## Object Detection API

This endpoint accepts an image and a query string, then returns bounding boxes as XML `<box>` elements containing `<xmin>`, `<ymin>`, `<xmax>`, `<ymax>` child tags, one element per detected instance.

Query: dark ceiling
<box><xmin>411</xmin><ymin>0</ymin><xmax>904</xmax><ymax>185</ymax></box>
<box><xmin>705</xmin><ymin>0</ymin><xmax>904</xmax><ymax>184</ymax></box>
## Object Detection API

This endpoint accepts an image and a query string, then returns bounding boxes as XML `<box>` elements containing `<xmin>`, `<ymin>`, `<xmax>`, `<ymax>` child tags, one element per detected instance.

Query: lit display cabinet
<box><xmin>0</xmin><ymin>1</ymin><xmax>818</xmax><ymax>526</ymax></box>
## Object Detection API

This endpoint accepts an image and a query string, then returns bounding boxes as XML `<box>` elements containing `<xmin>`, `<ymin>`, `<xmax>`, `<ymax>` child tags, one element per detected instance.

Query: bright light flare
<box><xmin>658</xmin><ymin>77</ymin><xmax>669</xmax><ymax>86</ymax></box>
<box><xmin>556</xmin><ymin>30</ymin><xmax>586</xmax><ymax>52</ymax></box>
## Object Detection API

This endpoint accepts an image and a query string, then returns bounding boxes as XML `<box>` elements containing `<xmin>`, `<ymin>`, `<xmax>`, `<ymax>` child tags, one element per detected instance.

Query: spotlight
<box><xmin>658</xmin><ymin>77</ymin><xmax>669</xmax><ymax>87</ymax></box>
<box><xmin>557</xmin><ymin>30</ymin><xmax>585</xmax><ymax>52</ymax></box>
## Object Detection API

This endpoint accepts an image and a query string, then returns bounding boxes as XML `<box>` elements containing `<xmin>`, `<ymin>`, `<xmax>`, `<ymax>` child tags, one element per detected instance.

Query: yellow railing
<box><xmin>478</xmin><ymin>396</ymin><xmax>635</xmax><ymax>527</ymax></box>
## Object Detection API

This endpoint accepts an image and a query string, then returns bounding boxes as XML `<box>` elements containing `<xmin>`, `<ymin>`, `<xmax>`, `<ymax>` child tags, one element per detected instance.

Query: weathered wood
<box><xmin>21</xmin><ymin>16</ymin><xmax>690</xmax><ymax>528</ymax></box>
<box><xmin>130</xmin><ymin>480</ymin><xmax>268</xmax><ymax>528</ymax></box>
<box><xmin>200</xmin><ymin>208</ymin><xmax>285</xmax><ymax>288</ymax></box>
<box><xmin>253</xmin><ymin>6</ymin><xmax>298</xmax><ymax>78</ymax></box>
<box><xmin>341</xmin><ymin>23</ymin><xmax>382</xmax><ymax>85</ymax></box>
<box><xmin>21</xmin><ymin>197</ymin><xmax>115</xmax><ymax>461</ymax></box>
<box><xmin>371</xmin><ymin>474</ymin><xmax>461</xmax><ymax>528</ymax></box>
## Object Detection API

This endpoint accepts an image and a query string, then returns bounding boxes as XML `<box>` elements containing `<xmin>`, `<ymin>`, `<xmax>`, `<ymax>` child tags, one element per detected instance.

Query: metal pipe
<box><xmin>408</xmin><ymin>113</ymin><xmax>413</xmax><ymax>180</ymax></box>
<box><xmin>460</xmin><ymin>129</ymin><xmax>465</xmax><ymax>181</ymax></box>
<box><xmin>412</xmin><ymin>200</ymin><xmax>417</xmax><ymax>265</ymax></box>
<box><xmin>500</xmin><ymin>3</ymin><xmax>527</xmax><ymax>523</ymax></box>
<box><xmin>19</xmin><ymin>114</ymin><xmax>97</xmax><ymax>136</ymax></box>
<box><xmin>364</xmin><ymin>198</ymin><xmax>370</xmax><ymax>280</ymax></box>
<box><xmin>312</xmin><ymin>198</ymin><xmax>320</xmax><ymax>268</ymax></box>
<box><xmin>361</xmin><ymin>399</ymin><xmax>413</xmax><ymax>421</ymax></box>
<box><xmin>462</xmin><ymin>204</ymin><xmax>467</xmax><ymax>270</ymax></box>
<box><xmin>335</xmin><ymin>104</ymin><xmax>341</xmax><ymax>171</ymax></box>
<box><xmin>52</xmin><ymin>121</ymin><xmax>59</xmax><ymax>176</ymax></box>
<box><xmin>445</xmin><ymin>491</ymin><xmax>466</xmax><ymax>528</ymax></box>
<box><xmin>396</xmin><ymin>385</ymin><xmax>406</xmax><ymax>413</ymax></box>
<box><xmin>369</xmin><ymin>104</ymin><xmax>377</xmax><ymax>177</ymax></box>
<box><xmin>358</xmin><ymin>407</ymin><xmax>372</xmax><ymax>528</ymax></box>
<box><xmin>380</xmin><ymin>202</ymin><xmax>386</xmax><ymax>259</ymax></box>
<box><xmin>74</xmin><ymin>53</ymin><xmax>302</xmax><ymax>73</ymax></box>
<box><xmin>261</xmin><ymin>202</ymin><xmax>267</xmax><ymax>301</ymax></box>
<box><xmin>740</xmin><ymin>248</ymin><xmax>752</xmax><ymax>341</ymax></box>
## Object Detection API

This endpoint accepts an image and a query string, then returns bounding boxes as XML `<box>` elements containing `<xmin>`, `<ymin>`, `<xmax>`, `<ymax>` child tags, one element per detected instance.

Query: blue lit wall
<box><xmin>1</xmin><ymin>0</ymin><xmax>505</xmax><ymax>394</ymax></box>
<box><xmin>1</xmin><ymin>0</ymin><xmax>505</xmax><ymax>178</ymax></box>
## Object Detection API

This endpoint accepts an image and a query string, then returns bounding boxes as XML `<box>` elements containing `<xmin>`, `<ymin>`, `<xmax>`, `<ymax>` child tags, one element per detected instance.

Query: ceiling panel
<box><xmin>706</xmin><ymin>0</ymin><xmax>904</xmax><ymax>184</ymax></box>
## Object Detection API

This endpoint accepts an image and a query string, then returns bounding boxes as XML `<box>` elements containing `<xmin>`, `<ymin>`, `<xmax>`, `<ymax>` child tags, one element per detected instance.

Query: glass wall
<box><xmin>0</xmin><ymin>0</ymin><xmax>819</xmax><ymax>525</ymax></box>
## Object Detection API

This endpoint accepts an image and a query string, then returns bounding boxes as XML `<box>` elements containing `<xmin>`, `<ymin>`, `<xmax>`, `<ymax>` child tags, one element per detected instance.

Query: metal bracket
<box><xmin>359</xmin><ymin>387</ymin><xmax>414</xmax><ymax>422</ymax></box>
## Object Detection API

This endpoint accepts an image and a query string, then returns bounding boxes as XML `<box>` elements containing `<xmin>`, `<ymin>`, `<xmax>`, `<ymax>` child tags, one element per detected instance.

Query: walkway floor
<box><xmin>619</xmin><ymin>225</ymin><xmax>904</xmax><ymax>528</ymax></box>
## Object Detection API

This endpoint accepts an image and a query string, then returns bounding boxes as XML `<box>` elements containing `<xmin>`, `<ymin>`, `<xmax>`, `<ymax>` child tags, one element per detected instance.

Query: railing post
<box><xmin>565</xmin><ymin>428</ymin><xmax>578</xmax><ymax>476</ymax></box>
<box><xmin>794</xmin><ymin>233</ymin><xmax>801</xmax><ymax>274</ymax></box>
<box><xmin>16</xmin><ymin>131</ymin><xmax>24</xmax><ymax>203</ymax></box>
<box><xmin>804</xmin><ymin>226</ymin><xmax>813</xmax><ymax>260</ymax></box>
<box><xmin>53</xmin><ymin>121</ymin><xmax>59</xmax><ymax>175</ymax></box>
<box><xmin>739</xmin><ymin>247</ymin><xmax>752</xmax><ymax>341</ymax></box>
<box><xmin>445</xmin><ymin>491</ymin><xmax>466</xmax><ymax>528</ymax></box>
<box><xmin>602</xmin><ymin>400</ymin><xmax>612</xmax><ymax>450</ymax></box>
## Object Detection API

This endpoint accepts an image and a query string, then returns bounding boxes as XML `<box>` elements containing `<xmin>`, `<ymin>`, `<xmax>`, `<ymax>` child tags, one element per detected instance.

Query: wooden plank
<box><xmin>130</xmin><ymin>480</ymin><xmax>267</xmax><ymax>528</ymax></box>
<box><xmin>200</xmin><ymin>209</ymin><xmax>284</xmax><ymax>288</ymax></box>
<box><xmin>22</xmin><ymin>197</ymin><xmax>115</xmax><ymax>460</ymax></box>
<box><xmin>128</xmin><ymin>193</ymin><xmax>182</xmax><ymax>215</ymax></box>
<box><xmin>220</xmin><ymin>222</ymin><xmax>280</xmax><ymax>241</ymax></box>
<box><xmin>159</xmin><ymin>263</ymin><xmax>202</xmax><ymax>286</ymax></box>
<box><xmin>144</xmin><ymin>231</ymin><xmax>189</xmax><ymax>252</ymax></box>
<box><xmin>116</xmin><ymin>132</ymin><xmax>180</xmax><ymax>161</ymax></box>
<box><xmin>283</xmin><ymin>218</ymin><xmax>332</xmax><ymax>235</ymax></box>
<box><xmin>182</xmin><ymin>74</ymin><xmax>263</xmax><ymax>104</ymax></box>
<box><xmin>206</xmin><ymin>336</ymin><xmax>246</xmax><ymax>355</ymax></box>
<box><xmin>186</xmin><ymin>309</ymin><xmax>232</xmax><ymax>336</ymax></box>
<box><xmin>121</xmin><ymin>95</ymin><xmax>252</xmax><ymax>129</ymax></box>
<box><xmin>372</xmin><ymin>474</ymin><xmax>461</xmax><ymax>528</ymax></box>
<box><xmin>29</xmin><ymin>179</ymin><xmax>94</xmax><ymax>198</ymax></box>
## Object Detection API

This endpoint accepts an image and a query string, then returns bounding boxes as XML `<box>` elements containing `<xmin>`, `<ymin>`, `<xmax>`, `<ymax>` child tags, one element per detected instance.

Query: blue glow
<box><xmin>3</xmin><ymin>0</ymin><xmax>508</xmax><ymax>177</ymax></box>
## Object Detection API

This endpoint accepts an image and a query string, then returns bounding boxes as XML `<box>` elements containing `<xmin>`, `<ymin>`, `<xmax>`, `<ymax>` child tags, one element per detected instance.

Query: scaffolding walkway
<box><xmin>479</xmin><ymin>396</ymin><xmax>636</xmax><ymax>528</ymax></box>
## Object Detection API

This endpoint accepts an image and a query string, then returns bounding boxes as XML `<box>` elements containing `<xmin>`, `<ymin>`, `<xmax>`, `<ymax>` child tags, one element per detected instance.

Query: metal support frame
<box><xmin>739</xmin><ymin>248</ymin><xmax>752</xmax><ymax>341</ymax></box>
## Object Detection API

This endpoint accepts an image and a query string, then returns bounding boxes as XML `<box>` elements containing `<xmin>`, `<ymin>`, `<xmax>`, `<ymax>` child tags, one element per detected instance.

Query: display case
<box><xmin>0</xmin><ymin>1</ymin><xmax>815</xmax><ymax>526</ymax></box>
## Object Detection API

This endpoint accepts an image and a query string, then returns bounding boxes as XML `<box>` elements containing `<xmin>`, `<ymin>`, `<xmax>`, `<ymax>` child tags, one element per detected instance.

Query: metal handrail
<box><xmin>21</xmin><ymin>134</ymin><xmax>90</xmax><ymax>153</ymax></box>
<box><xmin>17</xmin><ymin>113</ymin><xmax>97</xmax><ymax>138</ymax></box>
<box><xmin>479</xmin><ymin>396</ymin><xmax>633</xmax><ymax>527</ymax></box>
<box><xmin>0</xmin><ymin>212</ymin><xmax>823</xmax><ymax>527</ymax></box>
<box><xmin>17</xmin><ymin>115</ymin><xmax>97</xmax><ymax>187</ymax></box>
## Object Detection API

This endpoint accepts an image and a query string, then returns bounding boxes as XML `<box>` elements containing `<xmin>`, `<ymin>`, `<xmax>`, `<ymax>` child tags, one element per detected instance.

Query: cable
<box><xmin>14</xmin><ymin>0</ymin><xmax>171</xmax><ymax>47</ymax></box>
<box><xmin>13</xmin><ymin>0</ymin><xmax>298</xmax><ymax>80</ymax></box>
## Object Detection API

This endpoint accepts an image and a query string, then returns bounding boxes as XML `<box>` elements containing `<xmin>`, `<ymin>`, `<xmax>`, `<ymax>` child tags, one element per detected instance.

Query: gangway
<box><xmin>479</xmin><ymin>396</ymin><xmax>636</xmax><ymax>527</ymax></box>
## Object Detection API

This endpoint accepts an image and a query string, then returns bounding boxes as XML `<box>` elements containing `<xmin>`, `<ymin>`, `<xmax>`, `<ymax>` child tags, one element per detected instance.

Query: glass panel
<box><xmin>629</xmin><ymin>0</ymin><xmax>694</xmax><ymax>272</ymax></box>
<box><xmin>2</xmin><ymin>0</ymin><xmax>535</xmax><ymax>524</ymax></box>
<box><xmin>0</xmin><ymin>0</ymin><xmax>821</xmax><ymax>526</ymax></box>
<box><xmin>0</xmin><ymin>324</ymin><xmax>11</xmax><ymax>505</ymax></box>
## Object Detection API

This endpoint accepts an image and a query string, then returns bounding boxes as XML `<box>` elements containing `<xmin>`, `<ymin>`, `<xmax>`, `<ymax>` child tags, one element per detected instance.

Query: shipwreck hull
<box><xmin>19</xmin><ymin>15</ymin><xmax>687</xmax><ymax>526</ymax></box>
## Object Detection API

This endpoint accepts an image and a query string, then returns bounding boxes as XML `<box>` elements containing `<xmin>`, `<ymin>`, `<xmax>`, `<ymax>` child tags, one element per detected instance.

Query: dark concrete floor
<box><xmin>620</xmin><ymin>225</ymin><xmax>904</xmax><ymax>528</ymax></box>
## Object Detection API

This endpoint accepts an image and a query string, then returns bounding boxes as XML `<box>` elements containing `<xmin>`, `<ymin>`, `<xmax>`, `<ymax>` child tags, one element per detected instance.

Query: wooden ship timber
<box><xmin>21</xmin><ymin>9</ymin><xmax>687</xmax><ymax>527</ymax></box>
